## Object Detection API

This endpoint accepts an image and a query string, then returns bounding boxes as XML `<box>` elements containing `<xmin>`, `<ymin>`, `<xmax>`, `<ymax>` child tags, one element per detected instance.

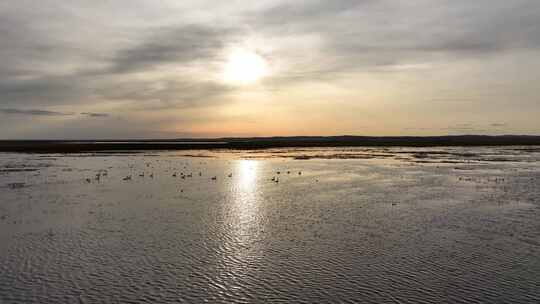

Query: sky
<box><xmin>1</xmin><ymin>0</ymin><xmax>539</xmax><ymax>139</ymax></box>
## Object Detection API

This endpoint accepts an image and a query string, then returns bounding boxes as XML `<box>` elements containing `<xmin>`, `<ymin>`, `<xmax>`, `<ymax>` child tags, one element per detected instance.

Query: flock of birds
<box><xmin>118</xmin><ymin>169</ymin><xmax>303</xmax><ymax>183</ymax></box>
<box><xmin>270</xmin><ymin>170</ymin><xmax>302</xmax><ymax>183</ymax></box>
<box><xmin>117</xmin><ymin>170</ymin><xmax>206</xmax><ymax>182</ymax></box>
<box><xmin>85</xmin><ymin>169</ymin><xmax>109</xmax><ymax>183</ymax></box>
<box><xmin>84</xmin><ymin>165</ymin><xmax>304</xmax><ymax>185</ymax></box>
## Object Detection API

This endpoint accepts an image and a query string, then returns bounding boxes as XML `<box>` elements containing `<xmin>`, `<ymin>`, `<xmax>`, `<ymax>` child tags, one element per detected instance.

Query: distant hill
<box><xmin>216</xmin><ymin>135</ymin><xmax>540</xmax><ymax>146</ymax></box>
<box><xmin>1</xmin><ymin>135</ymin><xmax>540</xmax><ymax>152</ymax></box>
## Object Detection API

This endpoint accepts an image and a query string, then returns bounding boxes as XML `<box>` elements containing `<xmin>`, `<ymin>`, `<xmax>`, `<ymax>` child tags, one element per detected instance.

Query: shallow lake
<box><xmin>1</xmin><ymin>147</ymin><xmax>539</xmax><ymax>303</ymax></box>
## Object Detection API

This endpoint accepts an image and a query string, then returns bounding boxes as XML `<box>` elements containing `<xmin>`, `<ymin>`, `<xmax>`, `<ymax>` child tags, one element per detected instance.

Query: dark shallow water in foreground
<box><xmin>1</xmin><ymin>147</ymin><xmax>540</xmax><ymax>303</ymax></box>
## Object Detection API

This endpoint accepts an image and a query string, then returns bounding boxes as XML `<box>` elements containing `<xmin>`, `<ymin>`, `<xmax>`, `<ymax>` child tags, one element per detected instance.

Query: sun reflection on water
<box><xmin>233</xmin><ymin>160</ymin><xmax>261</xmax><ymax>245</ymax></box>
<box><xmin>216</xmin><ymin>160</ymin><xmax>264</xmax><ymax>285</ymax></box>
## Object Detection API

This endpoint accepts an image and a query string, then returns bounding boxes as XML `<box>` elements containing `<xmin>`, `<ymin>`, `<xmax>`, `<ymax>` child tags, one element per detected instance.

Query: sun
<box><xmin>223</xmin><ymin>49</ymin><xmax>268</xmax><ymax>85</ymax></box>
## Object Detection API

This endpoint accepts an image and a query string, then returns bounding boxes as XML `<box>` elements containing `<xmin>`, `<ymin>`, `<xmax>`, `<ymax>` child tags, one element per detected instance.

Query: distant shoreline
<box><xmin>1</xmin><ymin>135</ymin><xmax>540</xmax><ymax>153</ymax></box>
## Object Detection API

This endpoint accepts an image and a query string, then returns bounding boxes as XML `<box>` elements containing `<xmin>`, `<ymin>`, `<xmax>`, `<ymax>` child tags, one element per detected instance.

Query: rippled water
<box><xmin>1</xmin><ymin>147</ymin><xmax>540</xmax><ymax>303</ymax></box>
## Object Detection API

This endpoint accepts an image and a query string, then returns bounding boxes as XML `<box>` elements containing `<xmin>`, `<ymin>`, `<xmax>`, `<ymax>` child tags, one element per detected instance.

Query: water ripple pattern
<box><xmin>1</xmin><ymin>147</ymin><xmax>540</xmax><ymax>303</ymax></box>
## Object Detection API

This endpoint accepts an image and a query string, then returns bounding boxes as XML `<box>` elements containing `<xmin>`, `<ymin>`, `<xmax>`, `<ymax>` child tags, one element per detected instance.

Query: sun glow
<box><xmin>223</xmin><ymin>49</ymin><xmax>268</xmax><ymax>85</ymax></box>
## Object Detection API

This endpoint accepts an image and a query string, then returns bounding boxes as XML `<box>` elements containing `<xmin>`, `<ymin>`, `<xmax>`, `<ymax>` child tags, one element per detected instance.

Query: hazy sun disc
<box><xmin>224</xmin><ymin>49</ymin><xmax>268</xmax><ymax>85</ymax></box>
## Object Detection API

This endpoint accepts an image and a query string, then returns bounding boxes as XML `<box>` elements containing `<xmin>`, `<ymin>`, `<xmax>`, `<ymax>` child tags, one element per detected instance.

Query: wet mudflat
<box><xmin>1</xmin><ymin>147</ymin><xmax>539</xmax><ymax>303</ymax></box>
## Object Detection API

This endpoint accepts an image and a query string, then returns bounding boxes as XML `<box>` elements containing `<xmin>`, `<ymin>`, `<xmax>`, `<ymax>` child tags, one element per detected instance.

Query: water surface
<box><xmin>1</xmin><ymin>147</ymin><xmax>539</xmax><ymax>303</ymax></box>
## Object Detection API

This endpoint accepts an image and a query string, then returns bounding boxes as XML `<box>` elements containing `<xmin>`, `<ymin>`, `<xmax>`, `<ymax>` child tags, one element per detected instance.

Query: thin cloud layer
<box><xmin>0</xmin><ymin>108</ymin><xmax>73</xmax><ymax>116</ymax></box>
<box><xmin>81</xmin><ymin>112</ymin><xmax>110</xmax><ymax>118</ymax></box>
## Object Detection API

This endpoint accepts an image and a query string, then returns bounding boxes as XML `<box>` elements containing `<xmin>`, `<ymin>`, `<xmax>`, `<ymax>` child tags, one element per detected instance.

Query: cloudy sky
<box><xmin>1</xmin><ymin>0</ymin><xmax>539</xmax><ymax>139</ymax></box>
